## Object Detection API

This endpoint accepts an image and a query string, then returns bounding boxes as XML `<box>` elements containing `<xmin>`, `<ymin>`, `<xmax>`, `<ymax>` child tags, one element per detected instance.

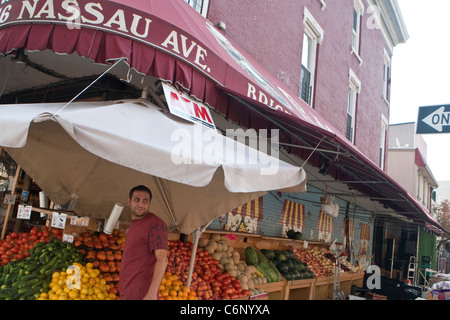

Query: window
<box><xmin>300</xmin><ymin>33</ymin><xmax>314</xmax><ymax>105</ymax></box>
<box><xmin>383</xmin><ymin>50</ymin><xmax>391</xmax><ymax>102</ymax></box>
<box><xmin>347</xmin><ymin>69</ymin><xmax>361</xmax><ymax>143</ymax></box>
<box><xmin>380</xmin><ymin>115</ymin><xmax>388</xmax><ymax>170</ymax></box>
<box><xmin>352</xmin><ymin>0</ymin><xmax>364</xmax><ymax>61</ymax></box>
<box><xmin>300</xmin><ymin>8</ymin><xmax>324</xmax><ymax>106</ymax></box>
<box><xmin>184</xmin><ymin>0</ymin><xmax>209</xmax><ymax>17</ymax></box>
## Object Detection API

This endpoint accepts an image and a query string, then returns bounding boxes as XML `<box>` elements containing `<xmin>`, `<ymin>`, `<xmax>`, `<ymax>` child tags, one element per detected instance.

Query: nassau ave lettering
<box><xmin>1</xmin><ymin>0</ymin><xmax>210</xmax><ymax>73</ymax></box>
<box><xmin>161</xmin><ymin>30</ymin><xmax>208</xmax><ymax>72</ymax></box>
<box><xmin>15</xmin><ymin>0</ymin><xmax>152</xmax><ymax>39</ymax></box>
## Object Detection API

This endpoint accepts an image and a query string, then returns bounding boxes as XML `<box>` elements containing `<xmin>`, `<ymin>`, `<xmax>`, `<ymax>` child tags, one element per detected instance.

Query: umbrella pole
<box><xmin>186</xmin><ymin>228</ymin><xmax>200</xmax><ymax>288</ymax></box>
<box><xmin>186</xmin><ymin>221</ymin><xmax>213</xmax><ymax>288</ymax></box>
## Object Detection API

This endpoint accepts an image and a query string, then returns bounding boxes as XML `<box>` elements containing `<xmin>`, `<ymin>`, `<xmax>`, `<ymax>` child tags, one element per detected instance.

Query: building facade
<box><xmin>387</xmin><ymin>122</ymin><xmax>438</xmax><ymax>214</ymax></box>
<box><xmin>203</xmin><ymin>0</ymin><xmax>407</xmax><ymax>168</ymax></box>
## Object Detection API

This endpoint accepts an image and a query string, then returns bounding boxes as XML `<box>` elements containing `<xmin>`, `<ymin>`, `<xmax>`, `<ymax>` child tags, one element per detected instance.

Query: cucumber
<box><xmin>245</xmin><ymin>247</ymin><xmax>259</xmax><ymax>266</ymax></box>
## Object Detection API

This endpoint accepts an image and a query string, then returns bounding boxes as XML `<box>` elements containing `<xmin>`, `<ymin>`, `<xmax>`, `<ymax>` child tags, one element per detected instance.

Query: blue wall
<box><xmin>208</xmin><ymin>185</ymin><xmax>374</xmax><ymax>268</ymax></box>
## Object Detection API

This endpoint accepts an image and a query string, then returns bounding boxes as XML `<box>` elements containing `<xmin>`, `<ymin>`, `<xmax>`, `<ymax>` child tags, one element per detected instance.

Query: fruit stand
<box><xmin>0</xmin><ymin>205</ymin><xmax>366</xmax><ymax>300</ymax></box>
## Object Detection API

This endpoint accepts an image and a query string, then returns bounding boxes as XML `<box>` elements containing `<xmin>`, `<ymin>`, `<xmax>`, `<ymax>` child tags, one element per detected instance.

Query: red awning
<box><xmin>0</xmin><ymin>0</ymin><xmax>447</xmax><ymax>233</ymax></box>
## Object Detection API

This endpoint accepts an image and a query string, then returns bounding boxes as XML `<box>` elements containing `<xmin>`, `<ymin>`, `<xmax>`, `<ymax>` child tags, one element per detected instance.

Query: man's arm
<box><xmin>143</xmin><ymin>248</ymin><xmax>168</xmax><ymax>300</ymax></box>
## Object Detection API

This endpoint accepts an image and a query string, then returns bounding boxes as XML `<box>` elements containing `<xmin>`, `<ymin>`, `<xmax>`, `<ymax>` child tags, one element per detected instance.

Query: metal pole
<box><xmin>390</xmin><ymin>238</ymin><xmax>395</xmax><ymax>279</ymax></box>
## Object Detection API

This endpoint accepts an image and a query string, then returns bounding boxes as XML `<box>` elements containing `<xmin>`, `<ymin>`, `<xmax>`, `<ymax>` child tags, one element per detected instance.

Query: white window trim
<box><xmin>301</xmin><ymin>8</ymin><xmax>324</xmax><ymax>106</ymax></box>
<box><xmin>380</xmin><ymin>114</ymin><xmax>388</xmax><ymax>170</ymax></box>
<box><xmin>349</xmin><ymin>68</ymin><xmax>362</xmax><ymax>93</ymax></box>
<box><xmin>303</xmin><ymin>7</ymin><xmax>324</xmax><ymax>44</ymax></box>
<box><xmin>317</xmin><ymin>0</ymin><xmax>327</xmax><ymax>11</ymax></box>
<box><xmin>347</xmin><ymin>69</ymin><xmax>361</xmax><ymax>143</ymax></box>
<box><xmin>185</xmin><ymin>0</ymin><xmax>209</xmax><ymax>18</ymax></box>
<box><xmin>382</xmin><ymin>48</ymin><xmax>391</xmax><ymax>105</ymax></box>
<box><xmin>351</xmin><ymin>0</ymin><xmax>364</xmax><ymax>64</ymax></box>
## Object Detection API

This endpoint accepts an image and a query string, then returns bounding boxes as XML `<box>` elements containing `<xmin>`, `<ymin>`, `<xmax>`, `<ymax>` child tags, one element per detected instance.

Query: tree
<box><xmin>433</xmin><ymin>199</ymin><xmax>450</xmax><ymax>252</ymax></box>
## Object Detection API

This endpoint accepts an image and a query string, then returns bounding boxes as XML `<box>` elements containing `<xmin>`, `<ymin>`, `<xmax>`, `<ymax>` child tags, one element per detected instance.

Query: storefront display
<box><xmin>0</xmin><ymin>216</ymin><xmax>366</xmax><ymax>300</ymax></box>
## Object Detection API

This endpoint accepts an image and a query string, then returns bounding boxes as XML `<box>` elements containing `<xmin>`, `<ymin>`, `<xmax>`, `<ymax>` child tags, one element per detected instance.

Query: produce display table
<box><xmin>284</xmin><ymin>278</ymin><xmax>315</xmax><ymax>300</ymax></box>
<box><xmin>254</xmin><ymin>279</ymin><xmax>287</xmax><ymax>300</ymax></box>
<box><xmin>313</xmin><ymin>276</ymin><xmax>335</xmax><ymax>300</ymax></box>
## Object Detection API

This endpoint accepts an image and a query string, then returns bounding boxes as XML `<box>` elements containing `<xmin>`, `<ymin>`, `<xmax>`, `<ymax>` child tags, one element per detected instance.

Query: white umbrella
<box><xmin>0</xmin><ymin>99</ymin><xmax>307</xmax><ymax>235</ymax></box>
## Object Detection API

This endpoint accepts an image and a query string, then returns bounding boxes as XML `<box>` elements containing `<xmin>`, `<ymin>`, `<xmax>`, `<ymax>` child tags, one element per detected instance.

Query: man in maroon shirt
<box><xmin>119</xmin><ymin>185</ymin><xmax>168</xmax><ymax>300</ymax></box>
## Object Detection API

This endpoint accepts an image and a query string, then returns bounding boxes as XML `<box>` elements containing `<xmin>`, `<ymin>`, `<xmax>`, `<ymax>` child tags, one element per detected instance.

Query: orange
<box><xmin>182</xmin><ymin>286</ymin><xmax>190</xmax><ymax>293</ymax></box>
<box><xmin>172</xmin><ymin>284</ymin><xmax>180</xmax><ymax>292</ymax></box>
<box><xmin>160</xmin><ymin>289</ymin><xmax>169</xmax><ymax>297</ymax></box>
<box><xmin>169</xmin><ymin>290</ymin><xmax>177</xmax><ymax>297</ymax></box>
<box><xmin>164</xmin><ymin>279</ymin><xmax>172</xmax><ymax>287</ymax></box>
<box><xmin>173</xmin><ymin>280</ymin><xmax>182</xmax><ymax>286</ymax></box>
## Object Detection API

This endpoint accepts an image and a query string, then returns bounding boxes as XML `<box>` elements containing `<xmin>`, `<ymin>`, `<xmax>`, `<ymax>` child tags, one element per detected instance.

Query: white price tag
<box><xmin>303</xmin><ymin>240</ymin><xmax>308</xmax><ymax>249</ymax></box>
<box><xmin>17</xmin><ymin>205</ymin><xmax>32</xmax><ymax>219</ymax></box>
<box><xmin>70</xmin><ymin>216</ymin><xmax>89</xmax><ymax>227</ymax></box>
<box><xmin>63</xmin><ymin>234</ymin><xmax>74</xmax><ymax>243</ymax></box>
<box><xmin>51</xmin><ymin>212</ymin><xmax>67</xmax><ymax>229</ymax></box>
<box><xmin>3</xmin><ymin>194</ymin><xmax>16</xmax><ymax>205</ymax></box>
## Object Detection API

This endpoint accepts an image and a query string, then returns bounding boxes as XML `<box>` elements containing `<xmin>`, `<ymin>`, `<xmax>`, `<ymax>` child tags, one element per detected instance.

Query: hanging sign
<box><xmin>3</xmin><ymin>194</ymin><xmax>15</xmax><ymax>204</ymax></box>
<box><xmin>70</xmin><ymin>216</ymin><xmax>89</xmax><ymax>227</ymax></box>
<box><xmin>17</xmin><ymin>204</ymin><xmax>32</xmax><ymax>219</ymax></box>
<box><xmin>51</xmin><ymin>212</ymin><xmax>67</xmax><ymax>229</ymax></box>
<box><xmin>162</xmin><ymin>83</ymin><xmax>216</xmax><ymax>129</ymax></box>
<box><xmin>417</xmin><ymin>104</ymin><xmax>450</xmax><ymax>134</ymax></box>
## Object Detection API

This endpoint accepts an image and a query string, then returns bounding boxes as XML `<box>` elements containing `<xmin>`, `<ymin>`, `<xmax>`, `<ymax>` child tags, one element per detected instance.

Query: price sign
<box><xmin>70</xmin><ymin>216</ymin><xmax>89</xmax><ymax>227</ymax></box>
<box><xmin>225</xmin><ymin>233</ymin><xmax>237</xmax><ymax>241</ymax></box>
<box><xmin>3</xmin><ymin>194</ymin><xmax>16</xmax><ymax>205</ymax></box>
<box><xmin>51</xmin><ymin>212</ymin><xmax>67</xmax><ymax>229</ymax></box>
<box><xmin>63</xmin><ymin>234</ymin><xmax>74</xmax><ymax>243</ymax></box>
<box><xmin>17</xmin><ymin>205</ymin><xmax>32</xmax><ymax>219</ymax></box>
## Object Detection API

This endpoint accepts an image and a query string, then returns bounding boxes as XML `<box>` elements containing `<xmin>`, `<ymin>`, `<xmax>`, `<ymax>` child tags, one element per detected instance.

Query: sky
<box><xmin>390</xmin><ymin>0</ymin><xmax>450</xmax><ymax>181</ymax></box>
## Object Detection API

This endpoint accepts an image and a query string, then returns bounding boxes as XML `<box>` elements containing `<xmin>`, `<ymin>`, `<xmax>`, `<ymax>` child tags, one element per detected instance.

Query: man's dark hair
<box><xmin>129</xmin><ymin>185</ymin><xmax>152</xmax><ymax>200</ymax></box>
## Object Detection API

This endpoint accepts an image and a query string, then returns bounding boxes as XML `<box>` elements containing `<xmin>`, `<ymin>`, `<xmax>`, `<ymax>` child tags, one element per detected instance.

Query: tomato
<box><xmin>231</xmin><ymin>280</ymin><xmax>241</xmax><ymax>289</ymax></box>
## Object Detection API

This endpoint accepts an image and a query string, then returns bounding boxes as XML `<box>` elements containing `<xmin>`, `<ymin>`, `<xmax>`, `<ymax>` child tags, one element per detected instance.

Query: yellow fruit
<box><xmin>68</xmin><ymin>291</ymin><xmax>79</xmax><ymax>300</ymax></box>
<box><xmin>58</xmin><ymin>294</ymin><xmax>68</xmax><ymax>300</ymax></box>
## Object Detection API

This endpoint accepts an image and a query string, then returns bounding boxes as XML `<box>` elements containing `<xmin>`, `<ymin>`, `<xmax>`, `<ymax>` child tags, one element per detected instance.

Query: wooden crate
<box><xmin>254</xmin><ymin>280</ymin><xmax>287</xmax><ymax>300</ymax></box>
<box><xmin>351</xmin><ymin>272</ymin><xmax>365</xmax><ymax>287</ymax></box>
<box><xmin>313</xmin><ymin>276</ymin><xmax>334</xmax><ymax>300</ymax></box>
<box><xmin>285</xmin><ymin>278</ymin><xmax>315</xmax><ymax>300</ymax></box>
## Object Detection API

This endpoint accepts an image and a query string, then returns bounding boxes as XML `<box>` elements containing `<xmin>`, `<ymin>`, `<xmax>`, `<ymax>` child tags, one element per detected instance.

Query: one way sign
<box><xmin>417</xmin><ymin>104</ymin><xmax>450</xmax><ymax>134</ymax></box>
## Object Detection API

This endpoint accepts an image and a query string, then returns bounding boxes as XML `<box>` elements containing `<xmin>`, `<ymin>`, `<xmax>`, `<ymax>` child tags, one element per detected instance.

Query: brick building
<box><xmin>205</xmin><ymin>0</ymin><xmax>408</xmax><ymax>168</ymax></box>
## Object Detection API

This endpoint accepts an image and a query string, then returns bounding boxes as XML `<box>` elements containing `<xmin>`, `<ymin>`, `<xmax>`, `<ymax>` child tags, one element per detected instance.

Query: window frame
<box><xmin>379</xmin><ymin>114</ymin><xmax>388</xmax><ymax>170</ymax></box>
<box><xmin>184</xmin><ymin>0</ymin><xmax>210</xmax><ymax>18</ymax></box>
<box><xmin>300</xmin><ymin>7</ymin><xmax>324</xmax><ymax>107</ymax></box>
<box><xmin>351</xmin><ymin>0</ymin><xmax>364</xmax><ymax>63</ymax></box>
<box><xmin>382</xmin><ymin>49</ymin><xmax>391</xmax><ymax>104</ymax></box>
<box><xmin>347</xmin><ymin>69</ymin><xmax>361</xmax><ymax>143</ymax></box>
